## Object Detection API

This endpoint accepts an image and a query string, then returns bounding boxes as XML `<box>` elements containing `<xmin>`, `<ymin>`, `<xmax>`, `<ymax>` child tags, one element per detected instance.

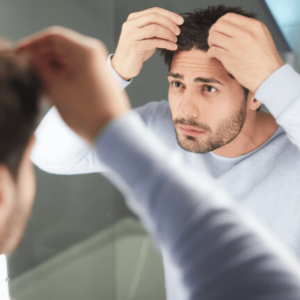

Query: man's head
<box><xmin>160</xmin><ymin>5</ymin><xmax>261</xmax><ymax>153</ymax></box>
<box><xmin>0</xmin><ymin>51</ymin><xmax>41</xmax><ymax>254</ymax></box>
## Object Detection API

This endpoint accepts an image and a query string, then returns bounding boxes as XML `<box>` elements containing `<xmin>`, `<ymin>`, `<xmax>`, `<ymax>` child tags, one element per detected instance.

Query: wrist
<box><xmin>111</xmin><ymin>55</ymin><xmax>131</xmax><ymax>81</ymax></box>
<box><xmin>253</xmin><ymin>58</ymin><xmax>285</xmax><ymax>93</ymax></box>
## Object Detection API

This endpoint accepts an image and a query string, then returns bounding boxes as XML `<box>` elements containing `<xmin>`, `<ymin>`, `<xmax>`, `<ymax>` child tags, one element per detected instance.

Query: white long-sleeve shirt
<box><xmin>31</xmin><ymin>59</ymin><xmax>300</xmax><ymax>299</ymax></box>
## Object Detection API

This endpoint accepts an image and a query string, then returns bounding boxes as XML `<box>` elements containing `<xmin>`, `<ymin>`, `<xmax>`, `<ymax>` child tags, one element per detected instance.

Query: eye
<box><xmin>172</xmin><ymin>81</ymin><xmax>183</xmax><ymax>88</ymax></box>
<box><xmin>204</xmin><ymin>85</ymin><xmax>217</xmax><ymax>93</ymax></box>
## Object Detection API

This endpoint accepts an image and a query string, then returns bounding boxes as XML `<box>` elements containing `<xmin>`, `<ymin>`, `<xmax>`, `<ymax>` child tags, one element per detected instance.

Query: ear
<box><xmin>0</xmin><ymin>165</ymin><xmax>15</xmax><ymax>209</ymax></box>
<box><xmin>247</xmin><ymin>90</ymin><xmax>262</xmax><ymax>111</ymax></box>
<box><xmin>0</xmin><ymin>165</ymin><xmax>17</xmax><ymax>254</ymax></box>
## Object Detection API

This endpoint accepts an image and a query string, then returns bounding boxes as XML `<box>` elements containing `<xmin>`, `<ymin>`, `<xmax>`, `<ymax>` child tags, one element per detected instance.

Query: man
<box><xmin>18</xmin><ymin>27</ymin><xmax>300</xmax><ymax>299</ymax></box>
<box><xmin>31</xmin><ymin>5</ymin><xmax>300</xmax><ymax>298</ymax></box>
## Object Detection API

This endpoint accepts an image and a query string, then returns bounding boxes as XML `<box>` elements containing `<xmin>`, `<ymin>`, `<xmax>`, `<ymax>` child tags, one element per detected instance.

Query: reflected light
<box><xmin>0</xmin><ymin>255</ymin><xmax>10</xmax><ymax>300</ymax></box>
<box><xmin>265</xmin><ymin>0</ymin><xmax>300</xmax><ymax>25</ymax></box>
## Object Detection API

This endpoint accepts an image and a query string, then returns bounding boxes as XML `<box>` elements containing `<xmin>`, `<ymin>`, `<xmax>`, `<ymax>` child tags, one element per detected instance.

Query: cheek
<box><xmin>204</xmin><ymin>91</ymin><xmax>242</xmax><ymax>118</ymax></box>
<box><xmin>168</xmin><ymin>88</ymin><xmax>182</xmax><ymax>118</ymax></box>
<box><xmin>168</xmin><ymin>89</ymin><xmax>176</xmax><ymax>115</ymax></box>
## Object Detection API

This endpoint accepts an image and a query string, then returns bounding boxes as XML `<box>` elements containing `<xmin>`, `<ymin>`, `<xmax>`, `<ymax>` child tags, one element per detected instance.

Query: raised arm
<box><xmin>111</xmin><ymin>7</ymin><xmax>182</xmax><ymax>81</ymax></box>
<box><xmin>30</xmin><ymin>7</ymin><xmax>181</xmax><ymax>175</ymax></box>
<box><xmin>255</xmin><ymin>64</ymin><xmax>300</xmax><ymax>149</ymax></box>
<box><xmin>19</xmin><ymin>26</ymin><xmax>300</xmax><ymax>300</ymax></box>
<box><xmin>207</xmin><ymin>13</ymin><xmax>300</xmax><ymax>149</ymax></box>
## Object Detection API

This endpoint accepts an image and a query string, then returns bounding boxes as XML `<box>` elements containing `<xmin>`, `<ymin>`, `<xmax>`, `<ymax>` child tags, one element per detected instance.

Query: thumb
<box><xmin>206</xmin><ymin>46</ymin><xmax>227</xmax><ymax>62</ymax></box>
<box><xmin>206</xmin><ymin>47</ymin><xmax>215</xmax><ymax>58</ymax></box>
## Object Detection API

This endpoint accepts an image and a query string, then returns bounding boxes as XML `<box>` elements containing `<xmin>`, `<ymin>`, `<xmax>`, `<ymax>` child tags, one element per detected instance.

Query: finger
<box><xmin>219</xmin><ymin>13</ymin><xmax>253</xmax><ymax>27</ymax></box>
<box><xmin>206</xmin><ymin>45</ymin><xmax>227</xmax><ymax>61</ymax></box>
<box><xmin>127</xmin><ymin>7</ymin><xmax>184</xmax><ymax>25</ymax></box>
<box><xmin>127</xmin><ymin>11</ymin><xmax>181</xmax><ymax>36</ymax></box>
<box><xmin>210</xmin><ymin>19</ymin><xmax>242</xmax><ymax>38</ymax></box>
<box><xmin>16</xmin><ymin>33</ymin><xmax>60</xmax><ymax>59</ymax></box>
<box><xmin>138</xmin><ymin>38</ymin><xmax>177</xmax><ymax>52</ymax></box>
<box><xmin>16</xmin><ymin>28</ymin><xmax>60</xmax><ymax>50</ymax></box>
<box><xmin>208</xmin><ymin>31</ymin><xmax>232</xmax><ymax>50</ymax></box>
<box><xmin>134</xmin><ymin>24</ymin><xmax>177</xmax><ymax>43</ymax></box>
<box><xmin>16</xmin><ymin>26</ymin><xmax>85</xmax><ymax>52</ymax></box>
<box><xmin>0</xmin><ymin>39</ymin><xmax>12</xmax><ymax>50</ymax></box>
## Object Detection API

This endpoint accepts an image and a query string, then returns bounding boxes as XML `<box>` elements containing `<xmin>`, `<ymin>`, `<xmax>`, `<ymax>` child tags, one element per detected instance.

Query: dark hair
<box><xmin>159</xmin><ymin>5</ymin><xmax>257</xmax><ymax>104</ymax></box>
<box><xmin>0</xmin><ymin>51</ymin><xmax>41</xmax><ymax>179</ymax></box>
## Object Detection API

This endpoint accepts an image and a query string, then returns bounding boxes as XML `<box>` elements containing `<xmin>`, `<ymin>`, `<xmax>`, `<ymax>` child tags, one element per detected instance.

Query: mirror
<box><xmin>2</xmin><ymin>0</ymin><xmax>291</xmax><ymax>299</ymax></box>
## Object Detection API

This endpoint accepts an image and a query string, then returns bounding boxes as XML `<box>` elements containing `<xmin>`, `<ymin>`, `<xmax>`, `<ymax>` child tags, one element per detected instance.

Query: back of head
<box><xmin>160</xmin><ymin>5</ymin><xmax>256</xmax><ymax>69</ymax></box>
<box><xmin>0</xmin><ymin>51</ymin><xmax>41</xmax><ymax>179</ymax></box>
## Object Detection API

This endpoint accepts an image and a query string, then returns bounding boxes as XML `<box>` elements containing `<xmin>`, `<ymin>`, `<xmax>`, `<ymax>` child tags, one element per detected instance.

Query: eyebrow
<box><xmin>168</xmin><ymin>72</ymin><xmax>224</xmax><ymax>86</ymax></box>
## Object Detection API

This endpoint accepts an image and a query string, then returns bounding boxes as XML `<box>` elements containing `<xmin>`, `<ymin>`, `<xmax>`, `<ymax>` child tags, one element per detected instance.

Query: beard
<box><xmin>173</xmin><ymin>101</ymin><xmax>247</xmax><ymax>153</ymax></box>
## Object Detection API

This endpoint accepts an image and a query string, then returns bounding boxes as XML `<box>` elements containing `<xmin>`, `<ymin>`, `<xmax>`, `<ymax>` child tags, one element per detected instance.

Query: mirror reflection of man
<box><xmin>31</xmin><ymin>5</ymin><xmax>300</xmax><ymax>299</ymax></box>
<box><xmin>0</xmin><ymin>23</ymin><xmax>299</xmax><ymax>300</ymax></box>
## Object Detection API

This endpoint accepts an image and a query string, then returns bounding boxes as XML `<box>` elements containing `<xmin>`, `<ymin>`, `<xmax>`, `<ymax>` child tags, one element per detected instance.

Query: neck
<box><xmin>212</xmin><ymin>110</ymin><xmax>278</xmax><ymax>158</ymax></box>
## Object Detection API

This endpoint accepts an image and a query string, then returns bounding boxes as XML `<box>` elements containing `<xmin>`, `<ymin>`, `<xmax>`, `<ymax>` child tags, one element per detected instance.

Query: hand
<box><xmin>112</xmin><ymin>7</ymin><xmax>184</xmax><ymax>81</ymax></box>
<box><xmin>16</xmin><ymin>26</ymin><xmax>131</xmax><ymax>144</ymax></box>
<box><xmin>207</xmin><ymin>13</ymin><xmax>285</xmax><ymax>93</ymax></box>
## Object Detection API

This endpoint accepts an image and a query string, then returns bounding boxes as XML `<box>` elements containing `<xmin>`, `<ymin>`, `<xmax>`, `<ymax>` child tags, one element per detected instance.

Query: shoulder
<box><xmin>266</xmin><ymin>126</ymin><xmax>300</xmax><ymax>160</ymax></box>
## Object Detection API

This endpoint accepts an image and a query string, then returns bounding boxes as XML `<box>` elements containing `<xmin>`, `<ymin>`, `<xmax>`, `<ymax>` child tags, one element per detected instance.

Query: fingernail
<box><xmin>177</xmin><ymin>16</ymin><xmax>184</xmax><ymax>24</ymax></box>
<box><xmin>174</xmin><ymin>36</ymin><xmax>178</xmax><ymax>43</ymax></box>
<box><xmin>176</xmin><ymin>27</ymin><xmax>180</xmax><ymax>35</ymax></box>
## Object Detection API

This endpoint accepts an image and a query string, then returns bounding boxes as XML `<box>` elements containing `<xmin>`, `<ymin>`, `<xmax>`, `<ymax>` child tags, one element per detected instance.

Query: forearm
<box><xmin>95</xmin><ymin>111</ymin><xmax>300</xmax><ymax>300</ymax></box>
<box><xmin>255</xmin><ymin>64</ymin><xmax>300</xmax><ymax>149</ymax></box>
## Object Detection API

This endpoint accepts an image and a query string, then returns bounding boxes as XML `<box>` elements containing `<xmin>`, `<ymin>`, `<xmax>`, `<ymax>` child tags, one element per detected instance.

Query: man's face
<box><xmin>168</xmin><ymin>49</ymin><xmax>248</xmax><ymax>153</ymax></box>
<box><xmin>0</xmin><ymin>136</ymin><xmax>36</xmax><ymax>254</ymax></box>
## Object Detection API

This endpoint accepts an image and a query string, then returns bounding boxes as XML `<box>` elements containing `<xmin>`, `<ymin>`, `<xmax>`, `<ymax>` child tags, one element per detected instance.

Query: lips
<box><xmin>178</xmin><ymin>125</ymin><xmax>205</xmax><ymax>137</ymax></box>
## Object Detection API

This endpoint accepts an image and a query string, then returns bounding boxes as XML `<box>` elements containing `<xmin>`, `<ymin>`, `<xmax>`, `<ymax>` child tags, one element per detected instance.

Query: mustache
<box><xmin>174</xmin><ymin>118</ymin><xmax>212</xmax><ymax>133</ymax></box>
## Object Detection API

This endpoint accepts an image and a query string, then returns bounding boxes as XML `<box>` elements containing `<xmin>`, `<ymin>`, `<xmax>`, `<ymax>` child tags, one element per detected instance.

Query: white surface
<box><xmin>0</xmin><ymin>255</ymin><xmax>10</xmax><ymax>300</ymax></box>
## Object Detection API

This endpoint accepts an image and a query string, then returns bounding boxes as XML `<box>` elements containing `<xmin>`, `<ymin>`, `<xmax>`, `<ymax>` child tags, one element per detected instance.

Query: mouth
<box><xmin>178</xmin><ymin>125</ymin><xmax>205</xmax><ymax>137</ymax></box>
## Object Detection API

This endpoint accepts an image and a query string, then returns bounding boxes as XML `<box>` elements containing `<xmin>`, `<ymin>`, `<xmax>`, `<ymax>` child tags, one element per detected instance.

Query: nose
<box><xmin>177</xmin><ymin>90</ymin><xmax>200</xmax><ymax>119</ymax></box>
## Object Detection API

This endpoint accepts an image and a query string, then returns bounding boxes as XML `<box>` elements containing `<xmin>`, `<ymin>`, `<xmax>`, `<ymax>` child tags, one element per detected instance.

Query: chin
<box><xmin>177</xmin><ymin>137</ymin><xmax>209</xmax><ymax>153</ymax></box>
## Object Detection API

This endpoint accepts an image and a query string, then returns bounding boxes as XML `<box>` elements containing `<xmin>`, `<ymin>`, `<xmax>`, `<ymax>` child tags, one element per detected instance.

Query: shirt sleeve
<box><xmin>31</xmin><ymin>54</ymin><xmax>133</xmax><ymax>175</ymax></box>
<box><xmin>107</xmin><ymin>54</ymin><xmax>132</xmax><ymax>90</ymax></box>
<box><xmin>31</xmin><ymin>106</ymin><xmax>106</xmax><ymax>174</ymax></box>
<box><xmin>95</xmin><ymin>110</ymin><xmax>300</xmax><ymax>300</ymax></box>
<box><xmin>255</xmin><ymin>64</ymin><xmax>300</xmax><ymax>149</ymax></box>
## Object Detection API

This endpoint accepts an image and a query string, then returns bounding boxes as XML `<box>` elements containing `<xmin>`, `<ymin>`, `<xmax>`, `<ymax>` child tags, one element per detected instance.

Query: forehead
<box><xmin>170</xmin><ymin>49</ymin><xmax>230</xmax><ymax>80</ymax></box>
